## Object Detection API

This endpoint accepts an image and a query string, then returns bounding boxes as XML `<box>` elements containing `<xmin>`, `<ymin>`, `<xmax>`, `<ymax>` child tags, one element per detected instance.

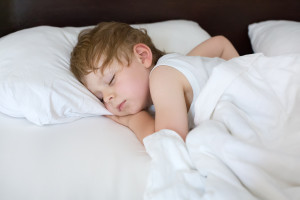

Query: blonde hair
<box><xmin>70</xmin><ymin>21</ymin><xmax>165</xmax><ymax>82</ymax></box>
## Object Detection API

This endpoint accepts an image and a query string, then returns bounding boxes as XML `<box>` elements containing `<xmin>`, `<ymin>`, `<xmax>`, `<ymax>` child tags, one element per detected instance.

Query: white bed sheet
<box><xmin>0</xmin><ymin>112</ymin><xmax>150</xmax><ymax>200</ymax></box>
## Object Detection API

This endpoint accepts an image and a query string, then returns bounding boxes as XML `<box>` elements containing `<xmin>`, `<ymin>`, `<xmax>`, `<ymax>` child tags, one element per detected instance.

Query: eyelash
<box><xmin>109</xmin><ymin>74</ymin><xmax>115</xmax><ymax>85</ymax></box>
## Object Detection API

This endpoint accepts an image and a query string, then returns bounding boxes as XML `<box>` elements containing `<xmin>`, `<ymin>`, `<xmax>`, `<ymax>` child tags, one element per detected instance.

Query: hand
<box><xmin>105</xmin><ymin>110</ymin><xmax>150</xmax><ymax>128</ymax></box>
<box><xmin>105</xmin><ymin>111</ymin><xmax>155</xmax><ymax>143</ymax></box>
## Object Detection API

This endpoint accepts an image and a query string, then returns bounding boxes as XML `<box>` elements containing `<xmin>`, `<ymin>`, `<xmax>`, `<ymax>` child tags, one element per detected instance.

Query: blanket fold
<box><xmin>144</xmin><ymin>54</ymin><xmax>300</xmax><ymax>200</ymax></box>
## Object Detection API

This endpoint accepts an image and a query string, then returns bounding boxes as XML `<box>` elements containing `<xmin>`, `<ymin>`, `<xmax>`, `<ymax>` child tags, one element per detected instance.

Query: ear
<box><xmin>133</xmin><ymin>43</ymin><xmax>153</xmax><ymax>68</ymax></box>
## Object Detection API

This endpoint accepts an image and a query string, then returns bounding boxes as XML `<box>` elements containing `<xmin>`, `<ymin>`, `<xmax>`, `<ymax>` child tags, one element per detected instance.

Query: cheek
<box><xmin>115</xmin><ymin>68</ymin><xmax>150</xmax><ymax>103</ymax></box>
<box><xmin>104</xmin><ymin>103</ymin><xmax>117</xmax><ymax>115</ymax></box>
<box><xmin>128</xmin><ymin>78</ymin><xmax>149</xmax><ymax>98</ymax></box>
<box><xmin>115</xmin><ymin>82</ymin><xmax>132</xmax><ymax>96</ymax></box>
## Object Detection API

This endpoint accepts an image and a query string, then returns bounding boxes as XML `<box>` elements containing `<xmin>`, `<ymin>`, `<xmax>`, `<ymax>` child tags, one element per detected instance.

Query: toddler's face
<box><xmin>83</xmin><ymin>56</ymin><xmax>152</xmax><ymax>116</ymax></box>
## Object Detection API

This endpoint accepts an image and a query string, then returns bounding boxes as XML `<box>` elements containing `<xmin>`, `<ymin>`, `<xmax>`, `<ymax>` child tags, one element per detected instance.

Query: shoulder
<box><xmin>150</xmin><ymin>53</ymin><xmax>187</xmax><ymax>82</ymax></box>
<box><xmin>150</xmin><ymin>53</ymin><xmax>192</xmax><ymax>98</ymax></box>
<box><xmin>150</xmin><ymin>65</ymin><xmax>186</xmax><ymax>91</ymax></box>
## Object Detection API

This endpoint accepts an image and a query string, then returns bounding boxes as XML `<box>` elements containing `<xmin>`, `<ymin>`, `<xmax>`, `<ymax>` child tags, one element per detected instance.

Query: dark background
<box><xmin>1</xmin><ymin>0</ymin><xmax>300</xmax><ymax>55</ymax></box>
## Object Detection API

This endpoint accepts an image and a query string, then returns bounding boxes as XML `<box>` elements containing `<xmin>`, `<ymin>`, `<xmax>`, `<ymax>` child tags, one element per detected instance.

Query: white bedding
<box><xmin>143</xmin><ymin>53</ymin><xmax>300</xmax><ymax>200</ymax></box>
<box><xmin>0</xmin><ymin>112</ymin><xmax>150</xmax><ymax>200</ymax></box>
<box><xmin>0</xmin><ymin>20</ymin><xmax>212</xmax><ymax>200</ymax></box>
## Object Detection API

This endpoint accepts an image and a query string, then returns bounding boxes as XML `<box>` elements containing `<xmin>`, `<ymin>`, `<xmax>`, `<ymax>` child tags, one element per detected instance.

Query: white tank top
<box><xmin>151</xmin><ymin>53</ymin><xmax>225</xmax><ymax>129</ymax></box>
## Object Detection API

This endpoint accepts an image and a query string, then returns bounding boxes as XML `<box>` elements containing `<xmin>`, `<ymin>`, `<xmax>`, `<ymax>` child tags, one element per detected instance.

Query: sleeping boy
<box><xmin>70</xmin><ymin>21</ymin><xmax>240</xmax><ymax>143</ymax></box>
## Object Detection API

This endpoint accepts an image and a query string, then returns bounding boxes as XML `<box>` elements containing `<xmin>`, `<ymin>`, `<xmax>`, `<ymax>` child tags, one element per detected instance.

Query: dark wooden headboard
<box><xmin>1</xmin><ymin>0</ymin><xmax>300</xmax><ymax>55</ymax></box>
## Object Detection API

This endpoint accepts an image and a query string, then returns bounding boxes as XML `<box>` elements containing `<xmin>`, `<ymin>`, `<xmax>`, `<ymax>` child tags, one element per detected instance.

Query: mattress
<box><xmin>0</xmin><ymin>112</ymin><xmax>150</xmax><ymax>200</ymax></box>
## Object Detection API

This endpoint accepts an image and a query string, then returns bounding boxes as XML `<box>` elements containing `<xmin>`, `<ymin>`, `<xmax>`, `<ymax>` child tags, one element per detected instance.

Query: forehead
<box><xmin>82</xmin><ymin>70</ymin><xmax>102</xmax><ymax>89</ymax></box>
<box><xmin>98</xmin><ymin>56</ymin><xmax>127</xmax><ymax>74</ymax></box>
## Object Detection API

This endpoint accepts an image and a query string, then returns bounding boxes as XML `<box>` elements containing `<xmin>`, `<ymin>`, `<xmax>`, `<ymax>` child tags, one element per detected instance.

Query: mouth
<box><xmin>117</xmin><ymin>100</ymin><xmax>126</xmax><ymax>112</ymax></box>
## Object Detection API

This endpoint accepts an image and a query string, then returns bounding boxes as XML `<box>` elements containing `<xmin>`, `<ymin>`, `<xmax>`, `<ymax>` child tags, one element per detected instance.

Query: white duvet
<box><xmin>143</xmin><ymin>53</ymin><xmax>300</xmax><ymax>200</ymax></box>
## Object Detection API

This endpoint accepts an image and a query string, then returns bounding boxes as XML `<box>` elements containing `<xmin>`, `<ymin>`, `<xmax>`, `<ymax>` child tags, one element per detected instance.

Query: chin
<box><xmin>115</xmin><ymin>110</ymin><xmax>134</xmax><ymax>117</ymax></box>
<box><xmin>124</xmin><ymin>109</ymin><xmax>142</xmax><ymax>116</ymax></box>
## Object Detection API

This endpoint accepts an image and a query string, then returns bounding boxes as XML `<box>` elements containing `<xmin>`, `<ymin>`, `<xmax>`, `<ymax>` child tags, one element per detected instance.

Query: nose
<box><xmin>103</xmin><ymin>91</ymin><xmax>114</xmax><ymax>103</ymax></box>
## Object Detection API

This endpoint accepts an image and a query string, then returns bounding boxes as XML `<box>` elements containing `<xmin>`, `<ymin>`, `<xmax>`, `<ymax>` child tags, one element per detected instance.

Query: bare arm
<box><xmin>149</xmin><ymin>66</ymin><xmax>189</xmax><ymax>140</ymax></box>
<box><xmin>187</xmin><ymin>35</ymin><xmax>239</xmax><ymax>60</ymax></box>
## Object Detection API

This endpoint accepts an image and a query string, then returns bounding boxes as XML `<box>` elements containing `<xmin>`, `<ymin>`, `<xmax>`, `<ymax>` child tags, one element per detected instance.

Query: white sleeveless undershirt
<box><xmin>150</xmin><ymin>53</ymin><xmax>225</xmax><ymax>129</ymax></box>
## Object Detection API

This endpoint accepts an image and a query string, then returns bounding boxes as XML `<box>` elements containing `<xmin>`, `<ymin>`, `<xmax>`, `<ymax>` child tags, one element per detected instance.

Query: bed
<box><xmin>1</xmin><ymin>0</ymin><xmax>300</xmax><ymax>200</ymax></box>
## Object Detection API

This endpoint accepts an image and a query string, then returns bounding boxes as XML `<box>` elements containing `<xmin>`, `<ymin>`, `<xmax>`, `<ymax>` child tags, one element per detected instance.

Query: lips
<box><xmin>117</xmin><ymin>100</ymin><xmax>126</xmax><ymax>112</ymax></box>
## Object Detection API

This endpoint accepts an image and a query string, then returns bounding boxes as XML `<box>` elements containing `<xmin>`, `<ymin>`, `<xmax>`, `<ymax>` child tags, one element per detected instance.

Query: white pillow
<box><xmin>248</xmin><ymin>20</ymin><xmax>300</xmax><ymax>56</ymax></box>
<box><xmin>0</xmin><ymin>20</ymin><xmax>210</xmax><ymax>125</ymax></box>
<box><xmin>132</xmin><ymin>20</ymin><xmax>211</xmax><ymax>54</ymax></box>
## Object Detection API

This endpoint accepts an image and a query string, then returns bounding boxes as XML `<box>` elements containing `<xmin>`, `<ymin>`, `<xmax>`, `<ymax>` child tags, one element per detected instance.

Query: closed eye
<box><xmin>109</xmin><ymin>74</ymin><xmax>115</xmax><ymax>85</ymax></box>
